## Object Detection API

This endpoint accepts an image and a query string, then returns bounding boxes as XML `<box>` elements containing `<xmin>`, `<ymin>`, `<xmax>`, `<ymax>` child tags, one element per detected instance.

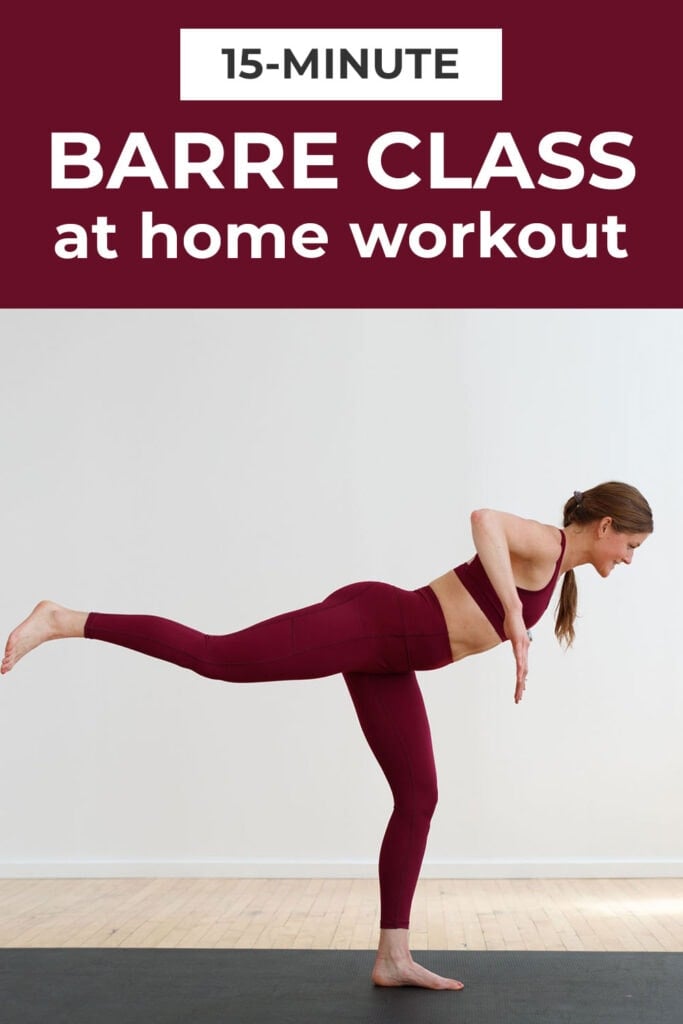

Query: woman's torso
<box><xmin>429</xmin><ymin>527</ymin><xmax>565</xmax><ymax>661</ymax></box>
<box><xmin>429</xmin><ymin>571</ymin><xmax>502</xmax><ymax>661</ymax></box>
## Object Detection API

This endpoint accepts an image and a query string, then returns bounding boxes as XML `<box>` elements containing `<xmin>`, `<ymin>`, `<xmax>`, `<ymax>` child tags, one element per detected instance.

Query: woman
<box><xmin>2</xmin><ymin>482</ymin><xmax>653</xmax><ymax>991</ymax></box>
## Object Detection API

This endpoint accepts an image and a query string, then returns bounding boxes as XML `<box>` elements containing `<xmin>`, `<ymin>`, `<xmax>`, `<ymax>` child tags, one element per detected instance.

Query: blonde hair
<box><xmin>555</xmin><ymin>482</ymin><xmax>653</xmax><ymax>647</ymax></box>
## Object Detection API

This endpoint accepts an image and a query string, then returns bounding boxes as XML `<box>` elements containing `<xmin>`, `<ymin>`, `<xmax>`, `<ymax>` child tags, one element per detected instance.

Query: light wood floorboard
<box><xmin>0</xmin><ymin>877</ymin><xmax>681</xmax><ymax>951</ymax></box>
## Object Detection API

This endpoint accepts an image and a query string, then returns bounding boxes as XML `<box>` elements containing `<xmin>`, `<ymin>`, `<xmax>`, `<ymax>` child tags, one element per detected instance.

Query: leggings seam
<box><xmin>396</xmin><ymin>591</ymin><xmax>413</xmax><ymax>673</ymax></box>
<box><xmin>86</xmin><ymin>624</ymin><xmax>413</xmax><ymax>672</ymax></box>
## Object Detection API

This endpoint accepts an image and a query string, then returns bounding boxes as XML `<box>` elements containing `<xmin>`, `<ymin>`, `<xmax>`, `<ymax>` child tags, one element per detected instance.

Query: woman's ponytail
<box><xmin>555</xmin><ymin>569</ymin><xmax>578</xmax><ymax>647</ymax></box>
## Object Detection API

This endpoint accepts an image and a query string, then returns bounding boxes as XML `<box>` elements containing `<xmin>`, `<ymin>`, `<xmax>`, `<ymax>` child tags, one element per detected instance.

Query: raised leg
<box><xmin>59</xmin><ymin>583</ymin><xmax>407</xmax><ymax>682</ymax></box>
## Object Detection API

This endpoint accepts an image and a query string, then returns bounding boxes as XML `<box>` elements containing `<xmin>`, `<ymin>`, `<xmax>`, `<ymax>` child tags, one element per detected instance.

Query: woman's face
<box><xmin>593</xmin><ymin>519</ymin><xmax>649</xmax><ymax>577</ymax></box>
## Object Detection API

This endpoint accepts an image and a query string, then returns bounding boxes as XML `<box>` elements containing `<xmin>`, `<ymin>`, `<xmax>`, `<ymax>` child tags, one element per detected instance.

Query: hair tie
<box><xmin>573</xmin><ymin>490</ymin><xmax>584</xmax><ymax>505</ymax></box>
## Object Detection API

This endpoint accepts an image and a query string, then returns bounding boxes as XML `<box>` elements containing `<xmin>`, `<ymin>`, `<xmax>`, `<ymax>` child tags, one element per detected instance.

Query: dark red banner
<box><xmin>2</xmin><ymin>2</ymin><xmax>679</xmax><ymax>307</ymax></box>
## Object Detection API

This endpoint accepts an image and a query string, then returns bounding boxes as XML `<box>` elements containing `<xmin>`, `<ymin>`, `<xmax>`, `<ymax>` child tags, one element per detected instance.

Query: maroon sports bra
<box><xmin>453</xmin><ymin>529</ymin><xmax>566</xmax><ymax>641</ymax></box>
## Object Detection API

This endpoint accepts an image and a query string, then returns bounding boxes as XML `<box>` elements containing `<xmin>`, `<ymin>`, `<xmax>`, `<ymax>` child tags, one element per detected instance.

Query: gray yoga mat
<box><xmin>1</xmin><ymin>948</ymin><xmax>680</xmax><ymax>1024</ymax></box>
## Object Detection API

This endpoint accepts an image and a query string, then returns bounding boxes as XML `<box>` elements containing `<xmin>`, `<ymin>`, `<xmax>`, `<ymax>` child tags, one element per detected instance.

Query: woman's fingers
<box><xmin>503</xmin><ymin>612</ymin><xmax>530</xmax><ymax>704</ymax></box>
<box><xmin>513</xmin><ymin>636</ymin><xmax>529</xmax><ymax>703</ymax></box>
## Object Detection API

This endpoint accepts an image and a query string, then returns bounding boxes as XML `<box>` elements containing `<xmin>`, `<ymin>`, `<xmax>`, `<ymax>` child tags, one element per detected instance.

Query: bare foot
<box><xmin>1</xmin><ymin>601</ymin><xmax>78</xmax><ymax>674</ymax></box>
<box><xmin>372</xmin><ymin>955</ymin><xmax>464</xmax><ymax>990</ymax></box>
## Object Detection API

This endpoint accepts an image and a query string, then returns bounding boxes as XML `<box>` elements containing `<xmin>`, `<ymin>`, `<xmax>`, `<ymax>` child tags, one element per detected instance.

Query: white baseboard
<box><xmin>1</xmin><ymin>859</ymin><xmax>682</xmax><ymax>879</ymax></box>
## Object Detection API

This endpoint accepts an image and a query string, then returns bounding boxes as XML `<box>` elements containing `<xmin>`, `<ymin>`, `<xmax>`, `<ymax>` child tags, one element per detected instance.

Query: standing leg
<box><xmin>344</xmin><ymin>670</ymin><xmax>463</xmax><ymax>991</ymax></box>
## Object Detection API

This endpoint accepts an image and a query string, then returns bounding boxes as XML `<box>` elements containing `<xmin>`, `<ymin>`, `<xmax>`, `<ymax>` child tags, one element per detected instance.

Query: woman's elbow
<box><xmin>470</xmin><ymin>508</ymin><xmax>495</xmax><ymax>529</ymax></box>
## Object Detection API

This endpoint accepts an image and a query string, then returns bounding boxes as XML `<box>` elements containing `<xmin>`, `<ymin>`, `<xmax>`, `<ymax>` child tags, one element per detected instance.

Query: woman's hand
<box><xmin>504</xmin><ymin>610</ymin><xmax>530</xmax><ymax>703</ymax></box>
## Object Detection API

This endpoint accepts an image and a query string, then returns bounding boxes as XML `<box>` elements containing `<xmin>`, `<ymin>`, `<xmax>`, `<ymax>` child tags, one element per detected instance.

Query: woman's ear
<box><xmin>597</xmin><ymin>516</ymin><xmax>612</xmax><ymax>537</ymax></box>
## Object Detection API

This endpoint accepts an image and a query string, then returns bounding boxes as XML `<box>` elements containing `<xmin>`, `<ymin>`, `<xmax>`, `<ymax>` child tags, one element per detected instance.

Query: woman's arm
<box><xmin>469</xmin><ymin>509</ymin><xmax>561</xmax><ymax>703</ymax></box>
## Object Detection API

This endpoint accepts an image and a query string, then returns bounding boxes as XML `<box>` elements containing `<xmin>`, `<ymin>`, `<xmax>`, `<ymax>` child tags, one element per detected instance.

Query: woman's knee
<box><xmin>396</xmin><ymin>775</ymin><xmax>438</xmax><ymax>821</ymax></box>
<box><xmin>420</xmin><ymin>778</ymin><xmax>439</xmax><ymax>820</ymax></box>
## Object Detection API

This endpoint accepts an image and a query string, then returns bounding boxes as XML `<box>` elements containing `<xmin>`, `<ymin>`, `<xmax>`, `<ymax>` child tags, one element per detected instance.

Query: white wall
<box><xmin>0</xmin><ymin>308</ymin><xmax>680</xmax><ymax>878</ymax></box>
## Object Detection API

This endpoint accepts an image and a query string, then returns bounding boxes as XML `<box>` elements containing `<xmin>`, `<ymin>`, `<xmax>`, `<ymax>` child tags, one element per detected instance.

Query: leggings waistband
<box><xmin>402</xmin><ymin>585</ymin><xmax>453</xmax><ymax>671</ymax></box>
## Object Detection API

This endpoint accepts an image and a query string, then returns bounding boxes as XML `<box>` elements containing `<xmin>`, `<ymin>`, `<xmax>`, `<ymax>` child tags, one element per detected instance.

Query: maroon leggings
<box><xmin>85</xmin><ymin>581</ymin><xmax>453</xmax><ymax>930</ymax></box>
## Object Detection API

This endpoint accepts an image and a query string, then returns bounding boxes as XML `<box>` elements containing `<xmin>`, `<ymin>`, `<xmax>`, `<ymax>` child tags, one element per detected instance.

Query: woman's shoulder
<box><xmin>471</xmin><ymin>509</ymin><xmax>562</xmax><ymax>561</ymax></box>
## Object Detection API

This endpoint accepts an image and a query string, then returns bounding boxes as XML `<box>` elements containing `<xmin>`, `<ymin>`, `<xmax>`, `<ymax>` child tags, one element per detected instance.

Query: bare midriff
<box><xmin>428</xmin><ymin>570</ymin><xmax>503</xmax><ymax>662</ymax></box>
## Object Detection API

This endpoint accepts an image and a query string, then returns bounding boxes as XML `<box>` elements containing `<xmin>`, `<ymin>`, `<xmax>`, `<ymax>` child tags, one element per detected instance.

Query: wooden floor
<box><xmin>1</xmin><ymin>877</ymin><xmax>682</xmax><ymax>951</ymax></box>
